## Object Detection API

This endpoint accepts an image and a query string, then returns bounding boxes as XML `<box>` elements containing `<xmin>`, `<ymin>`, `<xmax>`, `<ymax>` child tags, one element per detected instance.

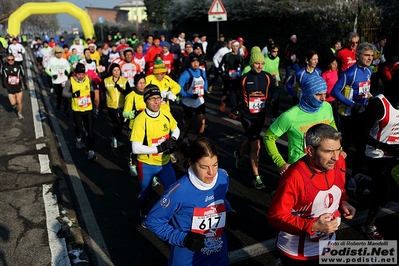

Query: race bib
<box><xmin>77</xmin><ymin>95</ymin><xmax>91</xmax><ymax>108</ymax></box>
<box><xmin>8</xmin><ymin>75</ymin><xmax>20</xmax><ymax>85</ymax></box>
<box><xmin>358</xmin><ymin>81</ymin><xmax>370</xmax><ymax>99</ymax></box>
<box><xmin>372</xmin><ymin>59</ymin><xmax>380</xmax><ymax>65</ymax></box>
<box><xmin>229</xmin><ymin>70</ymin><xmax>238</xmax><ymax>80</ymax></box>
<box><xmin>249</xmin><ymin>92</ymin><xmax>266</xmax><ymax>113</ymax></box>
<box><xmin>191</xmin><ymin>203</ymin><xmax>226</xmax><ymax>238</ymax></box>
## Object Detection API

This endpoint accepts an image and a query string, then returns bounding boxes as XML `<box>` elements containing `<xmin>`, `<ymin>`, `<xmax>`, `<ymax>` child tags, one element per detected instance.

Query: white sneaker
<box><xmin>129</xmin><ymin>163</ymin><xmax>138</xmax><ymax>177</ymax></box>
<box><xmin>87</xmin><ymin>150</ymin><xmax>96</xmax><ymax>160</ymax></box>
<box><xmin>152</xmin><ymin>176</ymin><xmax>160</xmax><ymax>187</ymax></box>
<box><xmin>76</xmin><ymin>138</ymin><xmax>82</xmax><ymax>149</ymax></box>
<box><xmin>17</xmin><ymin>112</ymin><xmax>24</xmax><ymax>119</ymax></box>
<box><xmin>170</xmin><ymin>153</ymin><xmax>177</xmax><ymax>164</ymax></box>
<box><xmin>111</xmin><ymin>137</ymin><xmax>118</xmax><ymax>148</ymax></box>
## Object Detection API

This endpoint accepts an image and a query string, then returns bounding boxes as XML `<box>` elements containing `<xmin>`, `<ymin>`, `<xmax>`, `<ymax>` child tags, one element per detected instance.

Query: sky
<box><xmin>57</xmin><ymin>0</ymin><xmax>116</xmax><ymax>28</ymax></box>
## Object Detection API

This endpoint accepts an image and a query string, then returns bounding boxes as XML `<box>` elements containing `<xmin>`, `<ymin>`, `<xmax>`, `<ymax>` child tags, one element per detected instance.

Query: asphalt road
<box><xmin>29</xmin><ymin>51</ymin><xmax>399</xmax><ymax>265</ymax></box>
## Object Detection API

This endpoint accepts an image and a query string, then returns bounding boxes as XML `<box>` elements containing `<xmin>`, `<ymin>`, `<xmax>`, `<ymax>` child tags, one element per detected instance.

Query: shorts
<box><xmin>240</xmin><ymin>113</ymin><xmax>266</xmax><ymax>142</ymax></box>
<box><xmin>7</xmin><ymin>86</ymin><xmax>23</xmax><ymax>95</ymax></box>
<box><xmin>182</xmin><ymin>103</ymin><xmax>206</xmax><ymax>120</ymax></box>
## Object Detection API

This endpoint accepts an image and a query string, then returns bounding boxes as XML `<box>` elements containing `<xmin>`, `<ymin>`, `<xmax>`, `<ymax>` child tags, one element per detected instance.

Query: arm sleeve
<box><xmin>146</xmin><ymin>184</ymin><xmax>188</xmax><ymax>247</ymax></box>
<box><xmin>178</xmin><ymin>72</ymin><xmax>190</xmax><ymax>97</ymax></box>
<box><xmin>285</xmin><ymin>73</ymin><xmax>296</xmax><ymax>97</ymax></box>
<box><xmin>131</xmin><ymin>141</ymin><xmax>158</xmax><ymax>154</ymax></box>
<box><xmin>263</xmin><ymin>128</ymin><xmax>287</xmax><ymax>168</ymax></box>
<box><xmin>62</xmin><ymin>79</ymin><xmax>72</xmax><ymax>98</ymax></box>
<box><xmin>267</xmin><ymin>168</ymin><xmax>315</xmax><ymax>235</ymax></box>
<box><xmin>171</xmin><ymin>127</ymin><xmax>180</xmax><ymax>140</ymax></box>
<box><xmin>168</xmin><ymin>78</ymin><xmax>181</xmax><ymax>95</ymax></box>
<box><xmin>331</xmin><ymin>73</ymin><xmax>354</xmax><ymax>107</ymax></box>
<box><xmin>213</xmin><ymin>49</ymin><xmax>221</xmax><ymax>67</ymax></box>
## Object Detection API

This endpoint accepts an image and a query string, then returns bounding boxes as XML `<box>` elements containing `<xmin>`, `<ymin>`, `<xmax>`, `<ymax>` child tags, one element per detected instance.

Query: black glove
<box><xmin>156</xmin><ymin>138</ymin><xmax>177</xmax><ymax>154</ymax></box>
<box><xmin>292</xmin><ymin>96</ymin><xmax>299</xmax><ymax>105</ymax></box>
<box><xmin>351</xmin><ymin>103</ymin><xmax>366</xmax><ymax>113</ymax></box>
<box><xmin>64</xmin><ymin>70</ymin><xmax>69</xmax><ymax>76</ymax></box>
<box><xmin>53</xmin><ymin>74</ymin><xmax>58</xmax><ymax>80</ymax></box>
<box><xmin>72</xmin><ymin>90</ymin><xmax>80</xmax><ymax>98</ymax></box>
<box><xmin>226</xmin><ymin>211</ymin><xmax>240</xmax><ymax>230</ymax></box>
<box><xmin>191</xmin><ymin>94</ymin><xmax>199</xmax><ymax>99</ymax></box>
<box><xmin>183</xmin><ymin>232</ymin><xmax>205</xmax><ymax>251</ymax></box>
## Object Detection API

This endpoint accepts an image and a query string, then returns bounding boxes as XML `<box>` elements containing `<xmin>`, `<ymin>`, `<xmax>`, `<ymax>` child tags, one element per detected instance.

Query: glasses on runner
<box><xmin>6</xmin><ymin>58</ymin><xmax>14</xmax><ymax>62</ymax></box>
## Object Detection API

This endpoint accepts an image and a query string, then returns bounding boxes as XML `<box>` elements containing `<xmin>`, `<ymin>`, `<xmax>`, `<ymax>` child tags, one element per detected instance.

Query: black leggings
<box><xmin>108</xmin><ymin>108</ymin><xmax>124</xmax><ymax>141</ymax></box>
<box><xmin>54</xmin><ymin>83</ymin><xmax>68</xmax><ymax>111</ymax></box>
<box><xmin>73</xmin><ymin>110</ymin><xmax>94</xmax><ymax>150</ymax></box>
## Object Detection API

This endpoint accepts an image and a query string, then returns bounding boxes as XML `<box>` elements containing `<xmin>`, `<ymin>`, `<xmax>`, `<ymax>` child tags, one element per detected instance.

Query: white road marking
<box><xmin>38</xmin><ymin>154</ymin><xmax>52</xmax><ymax>174</ymax></box>
<box><xmin>30</xmin><ymin>53</ymin><xmax>114</xmax><ymax>266</ymax></box>
<box><xmin>36</xmin><ymin>143</ymin><xmax>46</xmax><ymax>150</ymax></box>
<box><xmin>26</xmin><ymin>60</ymin><xmax>44</xmax><ymax>139</ymax></box>
<box><xmin>43</xmin><ymin>184</ymin><xmax>71</xmax><ymax>266</ymax></box>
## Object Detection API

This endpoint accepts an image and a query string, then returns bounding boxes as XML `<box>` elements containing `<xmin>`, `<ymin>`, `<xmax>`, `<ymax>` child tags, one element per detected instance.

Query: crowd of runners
<box><xmin>1</xmin><ymin>29</ymin><xmax>398</xmax><ymax>265</ymax></box>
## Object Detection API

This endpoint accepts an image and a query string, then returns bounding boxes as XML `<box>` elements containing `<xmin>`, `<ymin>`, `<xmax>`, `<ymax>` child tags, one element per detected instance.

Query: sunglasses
<box><xmin>7</xmin><ymin>59</ymin><xmax>14</xmax><ymax>62</ymax></box>
<box><xmin>55</xmin><ymin>52</ymin><xmax>62</xmax><ymax>54</ymax></box>
<box><xmin>351</xmin><ymin>42</ymin><xmax>359</xmax><ymax>45</ymax></box>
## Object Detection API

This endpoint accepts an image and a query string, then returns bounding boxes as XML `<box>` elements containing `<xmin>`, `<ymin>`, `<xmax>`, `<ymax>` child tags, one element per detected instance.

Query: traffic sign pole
<box><xmin>208</xmin><ymin>0</ymin><xmax>227</xmax><ymax>42</ymax></box>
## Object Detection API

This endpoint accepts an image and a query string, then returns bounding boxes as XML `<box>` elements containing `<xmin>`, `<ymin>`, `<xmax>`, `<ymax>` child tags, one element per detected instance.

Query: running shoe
<box><xmin>252</xmin><ymin>175</ymin><xmax>266</xmax><ymax>189</ymax></box>
<box><xmin>170</xmin><ymin>153</ymin><xmax>177</xmax><ymax>164</ymax></box>
<box><xmin>76</xmin><ymin>138</ymin><xmax>82</xmax><ymax>149</ymax></box>
<box><xmin>346</xmin><ymin>177</ymin><xmax>356</xmax><ymax>191</ymax></box>
<box><xmin>228</xmin><ymin>109</ymin><xmax>239</xmax><ymax>120</ymax></box>
<box><xmin>111</xmin><ymin>137</ymin><xmax>118</xmax><ymax>148</ymax></box>
<box><xmin>233</xmin><ymin>150</ymin><xmax>244</xmax><ymax>169</ymax></box>
<box><xmin>140</xmin><ymin>211</ymin><xmax>148</xmax><ymax>229</ymax></box>
<box><xmin>17</xmin><ymin>112</ymin><xmax>24</xmax><ymax>119</ymax></box>
<box><xmin>129</xmin><ymin>163</ymin><xmax>138</xmax><ymax>177</ymax></box>
<box><xmin>152</xmin><ymin>176</ymin><xmax>160</xmax><ymax>187</ymax></box>
<box><xmin>93</xmin><ymin>109</ymin><xmax>99</xmax><ymax>119</ymax></box>
<box><xmin>220</xmin><ymin>96</ymin><xmax>227</xmax><ymax>112</ymax></box>
<box><xmin>362</xmin><ymin>224</ymin><xmax>384</xmax><ymax>240</ymax></box>
<box><xmin>87</xmin><ymin>150</ymin><xmax>96</xmax><ymax>160</ymax></box>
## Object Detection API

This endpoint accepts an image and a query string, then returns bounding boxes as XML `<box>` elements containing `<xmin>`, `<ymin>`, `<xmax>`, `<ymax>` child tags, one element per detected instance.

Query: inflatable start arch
<box><xmin>8</xmin><ymin>2</ymin><xmax>95</xmax><ymax>39</ymax></box>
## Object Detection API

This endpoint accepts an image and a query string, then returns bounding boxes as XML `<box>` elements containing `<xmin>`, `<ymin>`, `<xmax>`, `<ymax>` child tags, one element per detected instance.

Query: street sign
<box><xmin>208</xmin><ymin>0</ymin><xmax>227</xmax><ymax>15</ymax></box>
<box><xmin>208</xmin><ymin>0</ymin><xmax>227</xmax><ymax>22</ymax></box>
<box><xmin>98</xmin><ymin>17</ymin><xmax>103</xmax><ymax>24</ymax></box>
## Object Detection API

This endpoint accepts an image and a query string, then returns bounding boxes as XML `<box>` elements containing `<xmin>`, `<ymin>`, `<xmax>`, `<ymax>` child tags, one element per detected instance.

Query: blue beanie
<box><xmin>163</xmin><ymin>41</ymin><xmax>171</xmax><ymax>50</ymax></box>
<box><xmin>299</xmin><ymin>75</ymin><xmax>327</xmax><ymax>113</ymax></box>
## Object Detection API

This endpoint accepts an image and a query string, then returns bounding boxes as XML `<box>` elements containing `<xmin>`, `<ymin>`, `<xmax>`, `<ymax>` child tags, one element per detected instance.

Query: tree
<box><xmin>144</xmin><ymin>0</ymin><xmax>172</xmax><ymax>29</ymax></box>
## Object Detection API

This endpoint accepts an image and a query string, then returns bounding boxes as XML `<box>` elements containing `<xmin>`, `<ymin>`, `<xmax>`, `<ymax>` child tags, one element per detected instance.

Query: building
<box><xmin>114</xmin><ymin>0</ymin><xmax>147</xmax><ymax>24</ymax></box>
<box><xmin>85</xmin><ymin>6</ymin><xmax>129</xmax><ymax>24</ymax></box>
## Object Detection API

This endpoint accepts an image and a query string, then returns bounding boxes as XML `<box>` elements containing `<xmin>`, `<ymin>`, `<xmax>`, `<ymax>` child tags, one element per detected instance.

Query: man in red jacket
<box><xmin>268</xmin><ymin>124</ymin><xmax>356</xmax><ymax>265</ymax></box>
<box><xmin>145</xmin><ymin>36</ymin><xmax>162</xmax><ymax>72</ymax></box>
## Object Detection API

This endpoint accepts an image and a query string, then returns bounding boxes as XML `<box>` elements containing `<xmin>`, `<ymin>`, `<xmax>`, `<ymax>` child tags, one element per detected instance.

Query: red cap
<box><xmin>237</xmin><ymin>37</ymin><xmax>244</xmax><ymax>42</ymax></box>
